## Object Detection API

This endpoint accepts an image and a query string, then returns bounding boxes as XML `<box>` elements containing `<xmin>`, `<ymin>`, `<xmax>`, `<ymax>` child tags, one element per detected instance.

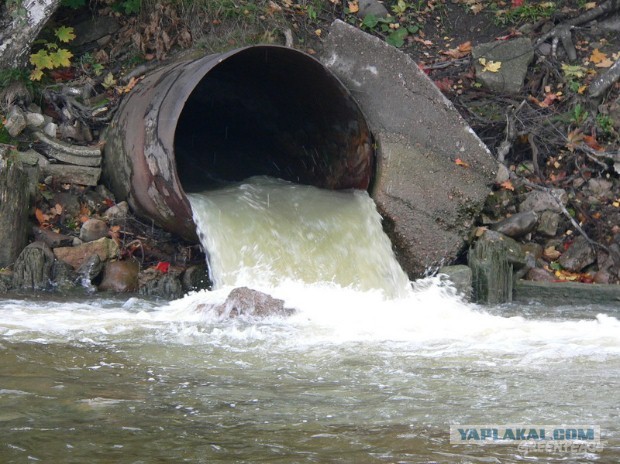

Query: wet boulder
<box><xmin>99</xmin><ymin>259</ymin><xmax>140</xmax><ymax>293</ymax></box>
<box><xmin>139</xmin><ymin>268</ymin><xmax>184</xmax><ymax>300</ymax></box>
<box><xmin>12</xmin><ymin>242</ymin><xmax>55</xmax><ymax>290</ymax></box>
<box><xmin>214</xmin><ymin>287</ymin><xmax>295</xmax><ymax>318</ymax></box>
<box><xmin>53</xmin><ymin>237</ymin><xmax>120</xmax><ymax>270</ymax></box>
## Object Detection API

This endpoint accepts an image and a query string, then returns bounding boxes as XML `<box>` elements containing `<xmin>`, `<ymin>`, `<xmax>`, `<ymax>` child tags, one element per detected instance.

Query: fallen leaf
<box><xmin>441</xmin><ymin>41</ymin><xmax>472</xmax><ymax>59</ymax></box>
<box><xmin>413</xmin><ymin>37</ymin><xmax>433</xmax><ymax>46</ymax></box>
<box><xmin>589</xmin><ymin>48</ymin><xmax>607</xmax><ymax>64</ymax></box>
<box><xmin>499</xmin><ymin>180</ymin><xmax>514</xmax><ymax>191</ymax></box>
<box><xmin>475</xmin><ymin>226</ymin><xmax>487</xmax><ymax>237</ymax></box>
<box><xmin>470</xmin><ymin>2</ymin><xmax>484</xmax><ymax>14</ymax></box>
<box><xmin>479</xmin><ymin>57</ymin><xmax>502</xmax><ymax>72</ymax></box>
<box><xmin>347</xmin><ymin>0</ymin><xmax>359</xmax><ymax>13</ymax></box>
<box><xmin>35</xmin><ymin>208</ymin><xmax>49</xmax><ymax>225</ymax></box>
<box><xmin>455</xmin><ymin>158</ymin><xmax>470</xmax><ymax>167</ymax></box>
<box><xmin>584</xmin><ymin>2</ymin><xmax>597</xmax><ymax>9</ymax></box>
<box><xmin>583</xmin><ymin>134</ymin><xmax>603</xmax><ymax>151</ymax></box>
<box><xmin>595</xmin><ymin>57</ymin><xmax>614</xmax><ymax>68</ymax></box>
<box><xmin>511</xmin><ymin>0</ymin><xmax>524</xmax><ymax>7</ymax></box>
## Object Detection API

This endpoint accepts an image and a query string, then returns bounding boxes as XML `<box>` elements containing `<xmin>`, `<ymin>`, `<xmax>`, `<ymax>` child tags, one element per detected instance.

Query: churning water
<box><xmin>0</xmin><ymin>176</ymin><xmax>619</xmax><ymax>463</ymax></box>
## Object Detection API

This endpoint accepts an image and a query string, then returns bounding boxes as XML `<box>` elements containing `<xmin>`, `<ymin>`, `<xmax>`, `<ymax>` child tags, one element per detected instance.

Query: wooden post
<box><xmin>0</xmin><ymin>145</ymin><xmax>31</xmax><ymax>268</ymax></box>
<box><xmin>469</xmin><ymin>232</ymin><xmax>514</xmax><ymax>304</ymax></box>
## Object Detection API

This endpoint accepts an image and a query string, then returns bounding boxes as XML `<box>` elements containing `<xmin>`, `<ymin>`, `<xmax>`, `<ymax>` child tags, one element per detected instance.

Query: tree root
<box><xmin>588</xmin><ymin>57</ymin><xmax>620</xmax><ymax>98</ymax></box>
<box><xmin>535</xmin><ymin>0</ymin><xmax>620</xmax><ymax>61</ymax></box>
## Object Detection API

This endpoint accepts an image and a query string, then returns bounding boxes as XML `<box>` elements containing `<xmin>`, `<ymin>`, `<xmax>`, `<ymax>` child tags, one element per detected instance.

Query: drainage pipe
<box><xmin>103</xmin><ymin>45</ymin><xmax>374</xmax><ymax>241</ymax></box>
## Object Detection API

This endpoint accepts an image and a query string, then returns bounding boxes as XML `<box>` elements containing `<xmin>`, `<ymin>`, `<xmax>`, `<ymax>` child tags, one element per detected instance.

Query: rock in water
<box><xmin>214</xmin><ymin>287</ymin><xmax>295</xmax><ymax>318</ymax></box>
<box><xmin>12</xmin><ymin>242</ymin><xmax>55</xmax><ymax>290</ymax></box>
<box><xmin>99</xmin><ymin>259</ymin><xmax>139</xmax><ymax>293</ymax></box>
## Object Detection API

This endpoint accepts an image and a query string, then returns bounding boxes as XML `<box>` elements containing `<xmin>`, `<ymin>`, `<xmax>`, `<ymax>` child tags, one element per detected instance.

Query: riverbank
<box><xmin>0</xmin><ymin>0</ymin><xmax>618</xmax><ymax>300</ymax></box>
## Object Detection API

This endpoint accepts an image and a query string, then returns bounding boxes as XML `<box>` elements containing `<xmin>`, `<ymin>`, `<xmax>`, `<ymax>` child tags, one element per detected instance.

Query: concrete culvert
<box><xmin>103</xmin><ymin>45</ymin><xmax>374</xmax><ymax>242</ymax></box>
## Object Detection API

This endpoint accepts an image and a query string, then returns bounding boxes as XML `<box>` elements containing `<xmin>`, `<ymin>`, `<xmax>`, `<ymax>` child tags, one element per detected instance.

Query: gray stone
<box><xmin>25</xmin><ymin>111</ymin><xmax>45</xmax><ymax>128</ymax></box>
<box><xmin>4</xmin><ymin>106</ymin><xmax>27</xmax><ymax>137</ymax></box>
<box><xmin>139</xmin><ymin>269</ymin><xmax>184</xmax><ymax>300</ymax></box>
<box><xmin>321</xmin><ymin>20</ymin><xmax>497</xmax><ymax>277</ymax></box>
<box><xmin>42</xmin><ymin>164</ymin><xmax>101</xmax><ymax>186</ymax></box>
<box><xmin>519</xmin><ymin>188</ymin><xmax>567</xmax><ymax>213</ymax></box>
<box><xmin>0</xmin><ymin>146</ymin><xmax>30</xmax><ymax>268</ymax></box>
<box><xmin>72</xmin><ymin>16</ymin><xmax>121</xmax><ymax>48</ymax></box>
<box><xmin>80</xmin><ymin>218</ymin><xmax>109</xmax><ymax>242</ymax></box>
<box><xmin>586</xmin><ymin>178</ymin><xmax>613</xmax><ymax>198</ymax></box>
<box><xmin>525</xmin><ymin>267</ymin><xmax>556</xmax><ymax>282</ymax></box>
<box><xmin>357</xmin><ymin>0</ymin><xmax>389</xmax><ymax>18</ymax></box>
<box><xmin>43</xmin><ymin>122</ymin><xmax>57</xmax><ymax>138</ymax></box>
<box><xmin>438</xmin><ymin>264</ymin><xmax>472</xmax><ymax>300</ymax></box>
<box><xmin>76</xmin><ymin>254</ymin><xmax>104</xmax><ymax>288</ymax></box>
<box><xmin>51</xmin><ymin>260</ymin><xmax>78</xmax><ymax>291</ymax></box>
<box><xmin>472</xmin><ymin>38</ymin><xmax>534</xmax><ymax>94</ymax></box>
<box><xmin>558</xmin><ymin>235</ymin><xmax>596</xmax><ymax>272</ymax></box>
<box><xmin>182</xmin><ymin>264</ymin><xmax>212</xmax><ymax>292</ymax></box>
<box><xmin>537</xmin><ymin>211</ymin><xmax>560</xmax><ymax>237</ymax></box>
<box><xmin>103</xmin><ymin>201</ymin><xmax>129</xmax><ymax>219</ymax></box>
<box><xmin>495</xmin><ymin>162</ymin><xmax>510</xmax><ymax>184</ymax></box>
<box><xmin>0</xmin><ymin>271</ymin><xmax>13</xmax><ymax>293</ymax></box>
<box><xmin>491</xmin><ymin>211</ymin><xmax>538</xmax><ymax>238</ymax></box>
<box><xmin>32</xmin><ymin>227</ymin><xmax>74</xmax><ymax>248</ymax></box>
<box><xmin>12</xmin><ymin>242</ymin><xmax>55</xmax><ymax>290</ymax></box>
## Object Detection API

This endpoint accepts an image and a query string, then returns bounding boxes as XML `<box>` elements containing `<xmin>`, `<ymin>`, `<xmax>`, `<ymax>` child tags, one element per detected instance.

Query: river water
<box><xmin>1</xmin><ymin>177</ymin><xmax>619</xmax><ymax>463</ymax></box>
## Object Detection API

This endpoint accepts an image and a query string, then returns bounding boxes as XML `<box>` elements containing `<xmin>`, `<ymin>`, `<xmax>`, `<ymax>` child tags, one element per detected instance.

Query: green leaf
<box><xmin>30</xmin><ymin>49</ymin><xmax>54</xmax><ymax>70</ymax></box>
<box><xmin>561</xmin><ymin>63</ymin><xmax>586</xmax><ymax>79</ymax></box>
<box><xmin>122</xmin><ymin>0</ymin><xmax>141</xmax><ymax>14</ymax></box>
<box><xmin>549</xmin><ymin>262</ymin><xmax>562</xmax><ymax>271</ymax></box>
<box><xmin>386</xmin><ymin>28</ymin><xmax>408</xmax><ymax>48</ymax></box>
<box><xmin>362</xmin><ymin>14</ymin><xmax>379</xmax><ymax>29</ymax></box>
<box><xmin>55</xmin><ymin>26</ymin><xmax>76</xmax><ymax>43</ymax></box>
<box><xmin>50</xmin><ymin>48</ymin><xmax>73</xmax><ymax>68</ymax></box>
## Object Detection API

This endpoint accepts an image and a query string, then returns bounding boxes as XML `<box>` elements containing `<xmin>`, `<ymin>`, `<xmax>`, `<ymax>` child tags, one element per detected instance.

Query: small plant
<box><xmin>29</xmin><ymin>26</ymin><xmax>76</xmax><ymax>81</ymax></box>
<box><xmin>493</xmin><ymin>2</ymin><xmax>556</xmax><ymax>26</ymax></box>
<box><xmin>570</xmin><ymin>103</ymin><xmax>589</xmax><ymax>126</ymax></box>
<box><xmin>359</xmin><ymin>13</ymin><xmax>419</xmax><ymax>48</ymax></box>
<box><xmin>596</xmin><ymin>113</ymin><xmax>614</xmax><ymax>136</ymax></box>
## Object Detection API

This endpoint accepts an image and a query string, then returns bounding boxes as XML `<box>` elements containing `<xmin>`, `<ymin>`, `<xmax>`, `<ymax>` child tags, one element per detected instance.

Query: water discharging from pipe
<box><xmin>187</xmin><ymin>176</ymin><xmax>411</xmax><ymax>298</ymax></box>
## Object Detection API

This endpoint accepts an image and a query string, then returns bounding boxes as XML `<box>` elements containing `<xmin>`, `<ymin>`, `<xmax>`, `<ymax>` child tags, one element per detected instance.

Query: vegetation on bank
<box><xmin>0</xmin><ymin>0</ymin><xmax>619</xmax><ymax>291</ymax></box>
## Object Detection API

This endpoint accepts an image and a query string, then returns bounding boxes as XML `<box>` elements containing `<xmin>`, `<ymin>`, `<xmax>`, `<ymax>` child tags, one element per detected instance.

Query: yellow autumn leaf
<box><xmin>595</xmin><ymin>57</ymin><xmax>614</xmax><ymax>68</ymax></box>
<box><xmin>584</xmin><ymin>2</ymin><xmax>597</xmax><ymax>9</ymax></box>
<box><xmin>589</xmin><ymin>48</ymin><xmax>607</xmax><ymax>64</ymax></box>
<box><xmin>479</xmin><ymin>57</ymin><xmax>502</xmax><ymax>73</ymax></box>
<box><xmin>348</xmin><ymin>0</ymin><xmax>359</xmax><ymax>13</ymax></box>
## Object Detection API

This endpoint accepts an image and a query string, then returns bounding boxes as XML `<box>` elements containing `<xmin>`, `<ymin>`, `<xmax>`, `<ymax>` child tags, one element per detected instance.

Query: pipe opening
<box><xmin>173</xmin><ymin>46</ymin><xmax>374</xmax><ymax>192</ymax></box>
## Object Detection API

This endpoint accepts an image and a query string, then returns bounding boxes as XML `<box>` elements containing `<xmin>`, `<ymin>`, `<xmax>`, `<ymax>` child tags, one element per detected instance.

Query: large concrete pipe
<box><xmin>103</xmin><ymin>45</ymin><xmax>374</xmax><ymax>242</ymax></box>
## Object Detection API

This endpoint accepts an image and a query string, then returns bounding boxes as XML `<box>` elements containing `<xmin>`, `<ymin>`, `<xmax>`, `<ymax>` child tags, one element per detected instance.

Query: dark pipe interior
<box><xmin>174</xmin><ymin>47</ymin><xmax>373</xmax><ymax>192</ymax></box>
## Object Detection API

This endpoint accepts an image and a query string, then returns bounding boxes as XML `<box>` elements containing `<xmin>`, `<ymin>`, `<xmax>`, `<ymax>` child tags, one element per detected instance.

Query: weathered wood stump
<box><xmin>468</xmin><ymin>230</ymin><xmax>524</xmax><ymax>304</ymax></box>
<box><xmin>0</xmin><ymin>145</ymin><xmax>31</xmax><ymax>268</ymax></box>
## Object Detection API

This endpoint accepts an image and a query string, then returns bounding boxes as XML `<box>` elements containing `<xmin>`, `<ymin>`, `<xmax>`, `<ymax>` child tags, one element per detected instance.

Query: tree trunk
<box><xmin>0</xmin><ymin>0</ymin><xmax>62</xmax><ymax>69</ymax></box>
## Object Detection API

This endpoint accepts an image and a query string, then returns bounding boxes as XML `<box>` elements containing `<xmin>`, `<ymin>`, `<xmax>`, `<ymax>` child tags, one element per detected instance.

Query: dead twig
<box><xmin>535</xmin><ymin>0</ymin><xmax>620</xmax><ymax>60</ymax></box>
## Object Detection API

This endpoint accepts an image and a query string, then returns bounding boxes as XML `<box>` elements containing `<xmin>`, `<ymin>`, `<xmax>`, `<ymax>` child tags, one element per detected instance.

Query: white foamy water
<box><xmin>1</xmin><ymin>279</ymin><xmax>619</xmax><ymax>365</ymax></box>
